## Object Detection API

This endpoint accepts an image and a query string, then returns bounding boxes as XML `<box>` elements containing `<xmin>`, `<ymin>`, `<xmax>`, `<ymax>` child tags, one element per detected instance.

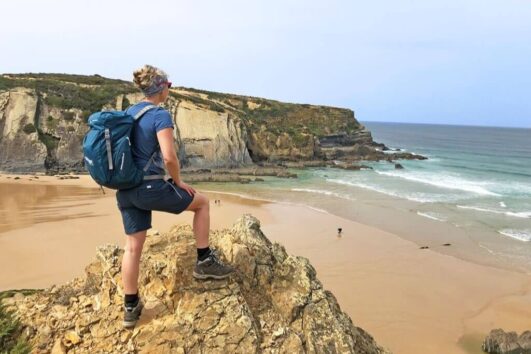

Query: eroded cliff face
<box><xmin>172</xmin><ymin>100</ymin><xmax>252</xmax><ymax>168</ymax></box>
<box><xmin>0</xmin><ymin>88</ymin><xmax>87</xmax><ymax>172</ymax></box>
<box><xmin>0</xmin><ymin>89</ymin><xmax>47</xmax><ymax>171</ymax></box>
<box><xmin>0</xmin><ymin>74</ymin><xmax>423</xmax><ymax>173</ymax></box>
<box><xmin>1</xmin><ymin>215</ymin><xmax>390</xmax><ymax>353</ymax></box>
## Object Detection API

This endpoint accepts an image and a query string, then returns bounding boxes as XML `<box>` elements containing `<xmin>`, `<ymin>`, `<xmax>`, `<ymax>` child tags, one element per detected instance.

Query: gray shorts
<box><xmin>116</xmin><ymin>178</ymin><xmax>194</xmax><ymax>235</ymax></box>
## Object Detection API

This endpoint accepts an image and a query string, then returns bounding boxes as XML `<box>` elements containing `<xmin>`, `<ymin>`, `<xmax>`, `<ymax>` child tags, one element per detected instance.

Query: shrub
<box><xmin>37</xmin><ymin>129</ymin><xmax>59</xmax><ymax>151</ymax></box>
<box><xmin>122</xmin><ymin>96</ymin><xmax>130</xmax><ymax>110</ymax></box>
<box><xmin>81</xmin><ymin>110</ymin><xmax>92</xmax><ymax>123</ymax></box>
<box><xmin>63</xmin><ymin>112</ymin><xmax>75</xmax><ymax>121</ymax></box>
<box><xmin>0</xmin><ymin>291</ymin><xmax>35</xmax><ymax>354</ymax></box>
<box><xmin>22</xmin><ymin>124</ymin><xmax>36</xmax><ymax>134</ymax></box>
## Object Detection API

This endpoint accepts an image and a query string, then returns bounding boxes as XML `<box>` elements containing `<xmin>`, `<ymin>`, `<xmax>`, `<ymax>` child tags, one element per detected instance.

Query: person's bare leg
<box><xmin>122</xmin><ymin>230</ymin><xmax>147</xmax><ymax>294</ymax></box>
<box><xmin>185</xmin><ymin>193</ymin><xmax>210</xmax><ymax>248</ymax></box>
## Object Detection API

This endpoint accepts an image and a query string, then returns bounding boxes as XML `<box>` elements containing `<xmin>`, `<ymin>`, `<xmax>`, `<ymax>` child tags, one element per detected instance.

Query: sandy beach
<box><xmin>0</xmin><ymin>173</ymin><xmax>530</xmax><ymax>354</ymax></box>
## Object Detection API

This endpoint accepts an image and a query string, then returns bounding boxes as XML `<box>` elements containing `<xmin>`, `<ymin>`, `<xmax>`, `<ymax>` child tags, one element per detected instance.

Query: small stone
<box><xmin>51</xmin><ymin>338</ymin><xmax>66</xmax><ymax>354</ymax></box>
<box><xmin>147</xmin><ymin>229</ymin><xmax>160</xmax><ymax>236</ymax></box>
<box><xmin>14</xmin><ymin>176</ymin><xmax>20</xmax><ymax>180</ymax></box>
<box><xmin>120</xmin><ymin>331</ymin><xmax>132</xmax><ymax>343</ymax></box>
<box><xmin>40</xmin><ymin>325</ymin><xmax>52</xmax><ymax>336</ymax></box>
<box><xmin>63</xmin><ymin>330</ymin><xmax>82</xmax><ymax>347</ymax></box>
<box><xmin>272</xmin><ymin>327</ymin><xmax>286</xmax><ymax>339</ymax></box>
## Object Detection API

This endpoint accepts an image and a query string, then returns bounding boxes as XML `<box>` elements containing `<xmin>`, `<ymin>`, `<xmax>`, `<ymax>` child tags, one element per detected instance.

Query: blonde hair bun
<box><xmin>132</xmin><ymin>64</ymin><xmax>168</xmax><ymax>91</ymax></box>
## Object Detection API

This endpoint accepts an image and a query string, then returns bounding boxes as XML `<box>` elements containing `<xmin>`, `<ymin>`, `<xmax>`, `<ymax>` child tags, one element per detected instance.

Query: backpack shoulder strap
<box><xmin>130</xmin><ymin>104</ymin><xmax>160</xmax><ymax>174</ymax></box>
<box><xmin>133</xmin><ymin>104</ymin><xmax>157</xmax><ymax>121</ymax></box>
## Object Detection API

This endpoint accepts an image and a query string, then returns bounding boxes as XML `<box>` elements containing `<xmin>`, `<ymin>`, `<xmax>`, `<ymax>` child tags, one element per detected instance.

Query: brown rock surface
<box><xmin>482</xmin><ymin>329</ymin><xmax>531</xmax><ymax>354</ymax></box>
<box><xmin>2</xmin><ymin>214</ymin><xmax>389</xmax><ymax>354</ymax></box>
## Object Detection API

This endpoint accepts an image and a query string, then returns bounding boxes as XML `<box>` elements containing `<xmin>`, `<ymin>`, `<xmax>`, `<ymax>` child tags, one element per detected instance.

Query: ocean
<box><xmin>197</xmin><ymin>122</ymin><xmax>531</xmax><ymax>272</ymax></box>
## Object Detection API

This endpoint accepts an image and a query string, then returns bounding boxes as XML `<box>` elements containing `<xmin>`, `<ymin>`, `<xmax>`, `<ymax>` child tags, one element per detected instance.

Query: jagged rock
<box><xmin>394</xmin><ymin>163</ymin><xmax>404</xmax><ymax>169</ymax></box>
<box><xmin>482</xmin><ymin>329</ymin><xmax>531</xmax><ymax>353</ymax></box>
<box><xmin>331</xmin><ymin>162</ymin><xmax>373</xmax><ymax>171</ymax></box>
<box><xmin>51</xmin><ymin>338</ymin><xmax>66</xmax><ymax>354</ymax></box>
<box><xmin>63</xmin><ymin>330</ymin><xmax>82</xmax><ymax>347</ymax></box>
<box><xmin>2</xmin><ymin>214</ymin><xmax>390</xmax><ymax>354</ymax></box>
<box><xmin>146</xmin><ymin>229</ymin><xmax>159</xmax><ymax>237</ymax></box>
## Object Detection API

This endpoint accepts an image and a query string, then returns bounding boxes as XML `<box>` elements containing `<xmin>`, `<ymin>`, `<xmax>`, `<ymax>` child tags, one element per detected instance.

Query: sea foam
<box><xmin>416</xmin><ymin>211</ymin><xmax>447</xmax><ymax>222</ymax></box>
<box><xmin>326</xmin><ymin>178</ymin><xmax>441</xmax><ymax>203</ymax></box>
<box><xmin>498</xmin><ymin>229</ymin><xmax>531</xmax><ymax>242</ymax></box>
<box><xmin>375</xmin><ymin>171</ymin><xmax>500</xmax><ymax>196</ymax></box>
<box><xmin>291</xmin><ymin>188</ymin><xmax>356</xmax><ymax>201</ymax></box>
<box><xmin>457</xmin><ymin>205</ymin><xmax>531</xmax><ymax>219</ymax></box>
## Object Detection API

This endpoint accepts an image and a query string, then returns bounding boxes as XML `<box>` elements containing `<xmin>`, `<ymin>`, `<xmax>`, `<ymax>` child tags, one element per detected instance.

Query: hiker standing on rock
<box><xmin>116</xmin><ymin>65</ymin><xmax>234</xmax><ymax>328</ymax></box>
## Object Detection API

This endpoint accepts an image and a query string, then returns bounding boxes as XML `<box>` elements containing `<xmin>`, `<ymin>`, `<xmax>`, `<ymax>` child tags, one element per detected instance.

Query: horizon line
<box><xmin>360</xmin><ymin>120</ymin><xmax>530</xmax><ymax>130</ymax></box>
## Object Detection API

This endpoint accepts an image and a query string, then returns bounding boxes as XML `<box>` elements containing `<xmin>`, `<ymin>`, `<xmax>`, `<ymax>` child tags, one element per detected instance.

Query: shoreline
<box><xmin>192</xmin><ymin>178</ymin><xmax>531</xmax><ymax>276</ymax></box>
<box><xmin>1</xmin><ymin>173</ymin><xmax>530</xmax><ymax>353</ymax></box>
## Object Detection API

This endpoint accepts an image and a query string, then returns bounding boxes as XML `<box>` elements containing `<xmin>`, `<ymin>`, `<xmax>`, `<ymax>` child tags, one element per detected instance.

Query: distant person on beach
<box><xmin>116</xmin><ymin>65</ymin><xmax>234</xmax><ymax>328</ymax></box>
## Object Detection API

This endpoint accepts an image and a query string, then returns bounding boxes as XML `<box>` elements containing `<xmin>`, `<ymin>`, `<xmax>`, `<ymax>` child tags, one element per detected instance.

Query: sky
<box><xmin>1</xmin><ymin>0</ymin><xmax>530</xmax><ymax>128</ymax></box>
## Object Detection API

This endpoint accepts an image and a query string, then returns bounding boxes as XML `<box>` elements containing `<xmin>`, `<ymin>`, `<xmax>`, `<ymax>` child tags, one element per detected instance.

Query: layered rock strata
<box><xmin>0</xmin><ymin>74</ymin><xmax>425</xmax><ymax>173</ymax></box>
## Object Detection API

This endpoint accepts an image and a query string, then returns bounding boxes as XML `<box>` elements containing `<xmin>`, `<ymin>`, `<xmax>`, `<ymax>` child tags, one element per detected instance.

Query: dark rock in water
<box><xmin>482</xmin><ymin>329</ymin><xmax>531</xmax><ymax>353</ymax></box>
<box><xmin>394</xmin><ymin>163</ymin><xmax>404</xmax><ymax>170</ymax></box>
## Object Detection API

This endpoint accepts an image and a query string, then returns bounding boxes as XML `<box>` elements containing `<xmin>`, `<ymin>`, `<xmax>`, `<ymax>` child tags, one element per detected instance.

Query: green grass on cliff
<box><xmin>0</xmin><ymin>290</ymin><xmax>39</xmax><ymax>354</ymax></box>
<box><xmin>169</xmin><ymin>91</ymin><xmax>225</xmax><ymax>113</ymax></box>
<box><xmin>0</xmin><ymin>74</ymin><xmax>137</xmax><ymax>113</ymax></box>
<box><xmin>0</xmin><ymin>73</ymin><xmax>361</xmax><ymax>147</ymax></box>
<box><xmin>178</xmin><ymin>86</ymin><xmax>361</xmax><ymax>139</ymax></box>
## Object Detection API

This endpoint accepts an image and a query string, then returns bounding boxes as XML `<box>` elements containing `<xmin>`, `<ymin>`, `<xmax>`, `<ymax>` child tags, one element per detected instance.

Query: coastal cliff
<box><xmin>0</xmin><ymin>73</ymin><xmax>424</xmax><ymax>173</ymax></box>
<box><xmin>0</xmin><ymin>214</ymin><xmax>390</xmax><ymax>353</ymax></box>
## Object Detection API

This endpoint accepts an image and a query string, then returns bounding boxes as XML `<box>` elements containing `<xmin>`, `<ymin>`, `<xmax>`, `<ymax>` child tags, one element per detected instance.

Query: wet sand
<box><xmin>0</xmin><ymin>173</ymin><xmax>529</xmax><ymax>354</ymax></box>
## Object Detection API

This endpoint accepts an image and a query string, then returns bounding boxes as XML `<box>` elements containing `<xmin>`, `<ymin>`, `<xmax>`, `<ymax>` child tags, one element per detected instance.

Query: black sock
<box><xmin>197</xmin><ymin>246</ymin><xmax>211</xmax><ymax>261</ymax></box>
<box><xmin>124</xmin><ymin>292</ymin><xmax>139</xmax><ymax>307</ymax></box>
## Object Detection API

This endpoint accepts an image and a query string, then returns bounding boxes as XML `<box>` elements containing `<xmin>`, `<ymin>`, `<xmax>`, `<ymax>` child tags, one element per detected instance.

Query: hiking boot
<box><xmin>123</xmin><ymin>298</ymin><xmax>144</xmax><ymax>328</ymax></box>
<box><xmin>193</xmin><ymin>250</ymin><xmax>234</xmax><ymax>280</ymax></box>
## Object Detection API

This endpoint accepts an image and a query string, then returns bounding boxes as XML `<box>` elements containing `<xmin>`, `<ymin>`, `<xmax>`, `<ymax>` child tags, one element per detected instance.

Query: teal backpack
<box><xmin>82</xmin><ymin>105</ymin><xmax>164</xmax><ymax>191</ymax></box>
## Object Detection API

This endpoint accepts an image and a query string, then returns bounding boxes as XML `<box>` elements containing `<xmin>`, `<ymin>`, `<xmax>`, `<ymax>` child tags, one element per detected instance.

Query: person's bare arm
<box><xmin>157</xmin><ymin>127</ymin><xmax>181</xmax><ymax>183</ymax></box>
<box><xmin>157</xmin><ymin>128</ymin><xmax>196</xmax><ymax>196</ymax></box>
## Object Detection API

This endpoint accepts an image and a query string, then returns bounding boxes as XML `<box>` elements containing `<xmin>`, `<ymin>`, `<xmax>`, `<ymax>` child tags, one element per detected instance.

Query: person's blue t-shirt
<box><xmin>125</xmin><ymin>102</ymin><xmax>174</xmax><ymax>176</ymax></box>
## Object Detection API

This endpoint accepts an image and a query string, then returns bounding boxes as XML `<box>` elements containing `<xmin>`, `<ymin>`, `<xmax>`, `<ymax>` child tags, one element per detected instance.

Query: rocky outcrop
<box><xmin>180</xmin><ymin>167</ymin><xmax>297</xmax><ymax>183</ymax></box>
<box><xmin>1</xmin><ymin>215</ymin><xmax>390</xmax><ymax>354</ymax></box>
<box><xmin>482</xmin><ymin>329</ymin><xmax>531</xmax><ymax>354</ymax></box>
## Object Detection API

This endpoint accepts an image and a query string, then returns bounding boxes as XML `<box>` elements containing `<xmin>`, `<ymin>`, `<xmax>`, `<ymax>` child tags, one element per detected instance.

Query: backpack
<box><xmin>82</xmin><ymin>104</ymin><xmax>163</xmax><ymax>191</ymax></box>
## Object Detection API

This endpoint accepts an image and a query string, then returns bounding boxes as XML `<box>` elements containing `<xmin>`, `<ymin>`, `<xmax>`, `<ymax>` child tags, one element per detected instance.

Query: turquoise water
<box><xmin>198</xmin><ymin>122</ymin><xmax>531</xmax><ymax>270</ymax></box>
<box><xmin>361</xmin><ymin>122</ymin><xmax>531</xmax><ymax>241</ymax></box>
